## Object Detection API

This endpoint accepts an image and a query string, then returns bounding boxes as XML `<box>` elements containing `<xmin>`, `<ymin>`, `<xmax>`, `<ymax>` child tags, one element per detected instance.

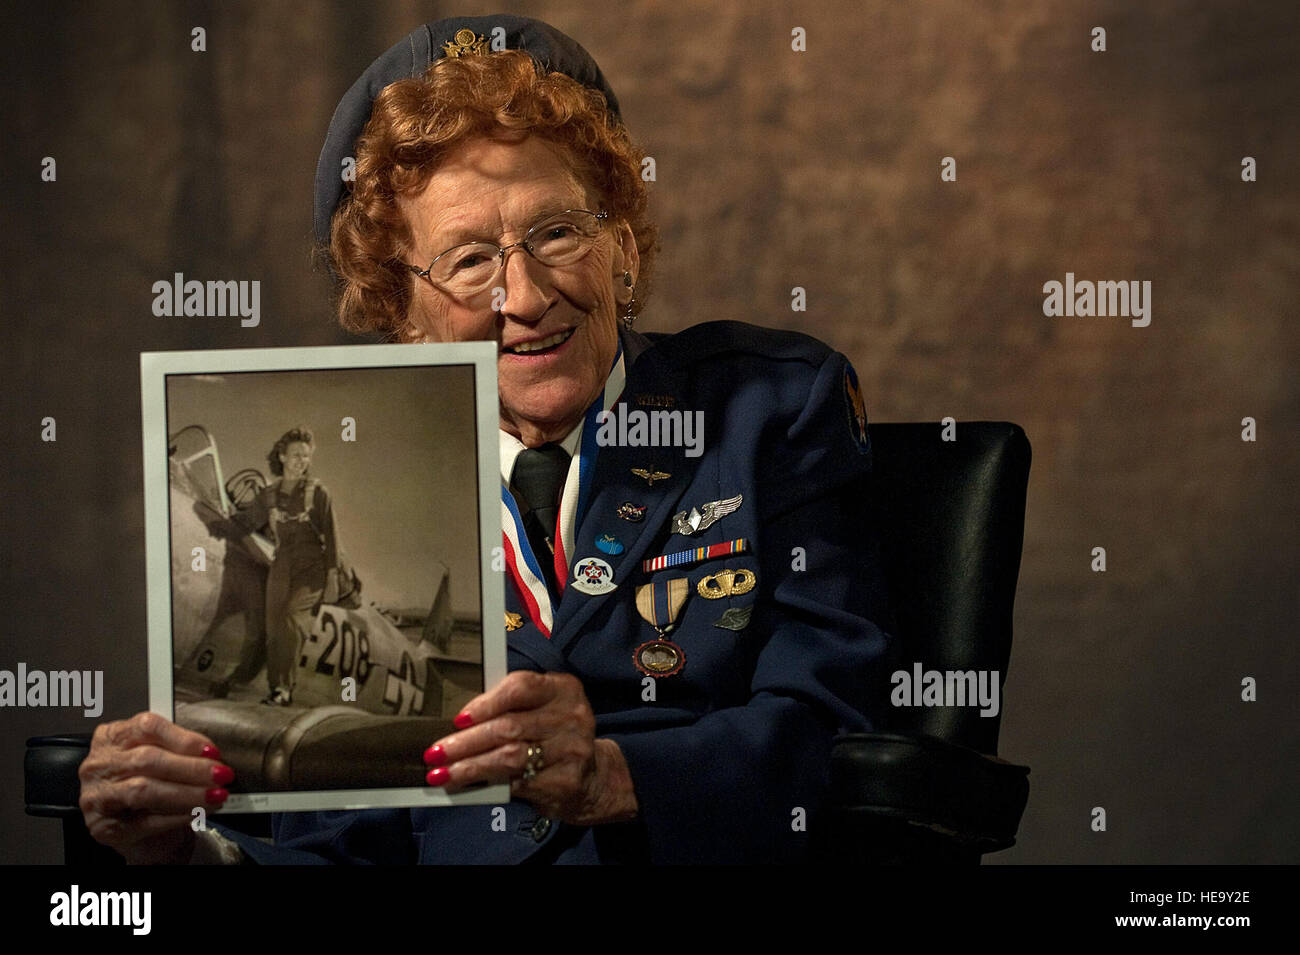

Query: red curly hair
<box><xmin>328</xmin><ymin>49</ymin><xmax>657</xmax><ymax>342</ymax></box>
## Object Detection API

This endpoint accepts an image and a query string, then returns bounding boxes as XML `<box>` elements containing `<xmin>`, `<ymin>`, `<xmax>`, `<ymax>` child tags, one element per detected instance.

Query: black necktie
<box><xmin>512</xmin><ymin>443</ymin><xmax>571</xmax><ymax>595</ymax></box>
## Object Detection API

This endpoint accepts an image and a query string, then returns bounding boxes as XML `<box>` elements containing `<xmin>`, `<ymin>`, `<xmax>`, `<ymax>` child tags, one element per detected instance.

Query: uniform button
<box><xmin>530</xmin><ymin>818</ymin><xmax>553</xmax><ymax>842</ymax></box>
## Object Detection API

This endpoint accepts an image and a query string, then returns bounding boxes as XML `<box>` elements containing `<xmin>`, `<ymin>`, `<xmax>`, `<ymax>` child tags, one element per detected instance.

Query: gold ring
<box><xmin>522</xmin><ymin>743</ymin><xmax>545</xmax><ymax>781</ymax></box>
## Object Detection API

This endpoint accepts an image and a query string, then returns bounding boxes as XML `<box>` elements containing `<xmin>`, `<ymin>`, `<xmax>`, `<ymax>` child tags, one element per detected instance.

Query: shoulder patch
<box><xmin>843</xmin><ymin>363</ymin><xmax>870</xmax><ymax>454</ymax></box>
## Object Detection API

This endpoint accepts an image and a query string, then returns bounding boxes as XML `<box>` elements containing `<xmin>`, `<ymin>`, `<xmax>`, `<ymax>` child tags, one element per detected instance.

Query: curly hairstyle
<box><xmin>267</xmin><ymin>427</ymin><xmax>314</xmax><ymax>477</ymax></box>
<box><xmin>327</xmin><ymin>49</ymin><xmax>657</xmax><ymax>342</ymax></box>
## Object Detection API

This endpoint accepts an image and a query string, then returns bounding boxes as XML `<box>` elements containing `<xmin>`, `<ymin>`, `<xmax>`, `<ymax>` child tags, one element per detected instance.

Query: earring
<box><xmin>621</xmin><ymin>277</ymin><xmax>637</xmax><ymax>330</ymax></box>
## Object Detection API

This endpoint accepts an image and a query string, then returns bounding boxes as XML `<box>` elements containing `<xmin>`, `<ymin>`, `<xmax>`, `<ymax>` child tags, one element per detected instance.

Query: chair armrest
<box><xmin>25</xmin><ymin>733</ymin><xmax>126</xmax><ymax>865</ymax></box>
<box><xmin>25</xmin><ymin>734</ymin><xmax>91</xmax><ymax>817</ymax></box>
<box><xmin>822</xmin><ymin>731</ymin><xmax>1029</xmax><ymax>862</ymax></box>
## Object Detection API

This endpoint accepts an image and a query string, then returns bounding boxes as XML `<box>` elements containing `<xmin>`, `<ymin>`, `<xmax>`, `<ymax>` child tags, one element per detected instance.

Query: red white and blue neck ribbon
<box><xmin>500</xmin><ymin>346</ymin><xmax>626</xmax><ymax>637</ymax></box>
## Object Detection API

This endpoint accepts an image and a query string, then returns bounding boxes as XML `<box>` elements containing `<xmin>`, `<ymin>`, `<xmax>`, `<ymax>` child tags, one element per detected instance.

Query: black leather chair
<box><xmin>816</xmin><ymin>421</ymin><xmax>1031</xmax><ymax>863</ymax></box>
<box><xmin>26</xmin><ymin>421</ymin><xmax>1031</xmax><ymax>864</ymax></box>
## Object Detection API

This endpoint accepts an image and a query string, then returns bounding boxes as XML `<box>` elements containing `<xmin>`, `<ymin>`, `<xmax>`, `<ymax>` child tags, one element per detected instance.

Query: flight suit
<box><xmin>234</xmin><ymin>480</ymin><xmax>339</xmax><ymax>696</ymax></box>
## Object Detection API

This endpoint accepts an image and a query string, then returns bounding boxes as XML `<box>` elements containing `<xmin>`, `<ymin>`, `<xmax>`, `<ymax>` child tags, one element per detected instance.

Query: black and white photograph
<box><xmin>141</xmin><ymin>344</ymin><xmax>508</xmax><ymax>810</ymax></box>
<box><xmin>4</xmin><ymin>0</ymin><xmax>1296</xmax><ymax>928</ymax></box>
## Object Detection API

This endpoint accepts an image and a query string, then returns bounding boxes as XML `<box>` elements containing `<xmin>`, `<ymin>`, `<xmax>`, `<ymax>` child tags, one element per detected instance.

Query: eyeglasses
<box><xmin>407</xmin><ymin>209</ymin><xmax>610</xmax><ymax>296</ymax></box>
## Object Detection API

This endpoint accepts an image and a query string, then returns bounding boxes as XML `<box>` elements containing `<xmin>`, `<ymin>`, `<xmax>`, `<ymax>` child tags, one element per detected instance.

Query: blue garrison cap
<box><xmin>314</xmin><ymin>15</ymin><xmax>622</xmax><ymax>246</ymax></box>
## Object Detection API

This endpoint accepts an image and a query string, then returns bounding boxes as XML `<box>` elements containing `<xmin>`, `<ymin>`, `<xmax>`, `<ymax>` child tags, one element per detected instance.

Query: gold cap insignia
<box><xmin>442</xmin><ymin>28</ymin><xmax>489</xmax><ymax>58</ymax></box>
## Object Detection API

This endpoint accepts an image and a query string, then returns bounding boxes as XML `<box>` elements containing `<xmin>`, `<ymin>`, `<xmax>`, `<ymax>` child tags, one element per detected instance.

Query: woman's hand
<box><xmin>78</xmin><ymin>711</ymin><xmax>235</xmax><ymax>864</ymax></box>
<box><xmin>423</xmin><ymin>671</ymin><xmax>638</xmax><ymax>826</ymax></box>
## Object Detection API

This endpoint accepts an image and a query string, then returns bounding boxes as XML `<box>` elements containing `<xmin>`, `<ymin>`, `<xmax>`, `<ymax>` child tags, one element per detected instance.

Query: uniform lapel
<box><xmin>549</xmin><ymin>349</ymin><xmax>701</xmax><ymax>655</ymax></box>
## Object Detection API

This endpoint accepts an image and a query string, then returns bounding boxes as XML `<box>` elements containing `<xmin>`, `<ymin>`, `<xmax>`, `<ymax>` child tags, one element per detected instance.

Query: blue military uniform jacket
<box><xmin>218</xmin><ymin>320</ymin><xmax>893</xmax><ymax>863</ymax></box>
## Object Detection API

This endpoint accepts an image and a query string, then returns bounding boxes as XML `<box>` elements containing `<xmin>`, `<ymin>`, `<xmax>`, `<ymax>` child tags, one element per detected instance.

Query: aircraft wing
<box><xmin>176</xmin><ymin>701</ymin><xmax>453</xmax><ymax>792</ymax></box>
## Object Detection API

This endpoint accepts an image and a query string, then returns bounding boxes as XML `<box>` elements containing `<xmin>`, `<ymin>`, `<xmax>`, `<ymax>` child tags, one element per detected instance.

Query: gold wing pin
<box><xmin>631</xmin><ymin>467</ymin><xmax>672</xmax><ymax>487</ymax></box>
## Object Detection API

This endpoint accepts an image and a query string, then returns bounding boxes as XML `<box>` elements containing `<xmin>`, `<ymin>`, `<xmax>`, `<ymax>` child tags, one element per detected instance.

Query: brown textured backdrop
<box><xmin>4</xmin><ymin>0</ymin><xmax>1297</xmax><ymax>864</ymax></box>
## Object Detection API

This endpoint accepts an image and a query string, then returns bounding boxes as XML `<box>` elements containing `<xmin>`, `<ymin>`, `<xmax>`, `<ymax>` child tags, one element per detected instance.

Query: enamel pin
<box><xmin>504</xmin><ymin>611</ymin><xmax>524</xmax><ymax>632</ymax></box>
<box><xmin>671</xmin><ymin>493</ymin><xmax>743</xmax><ymax>536</ymax></box>
<box><xmin>595</xmin><ymin>534</ymin><xmax>625</xmax><ymax>555</ymax></box>
<box><xmin>571</xmin><ymin>556</ymin><xmax>618</xmax><ymax>595</ymax></box>
<box><xmin>617</xmin><ymin>502</ymin><xmax>647</xmax><ymax>522</ymax></box>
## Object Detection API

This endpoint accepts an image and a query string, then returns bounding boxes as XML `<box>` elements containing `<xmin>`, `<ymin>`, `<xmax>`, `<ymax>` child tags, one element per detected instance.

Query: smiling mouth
<box><xmin>503</xmin><ymin>327</ymin><xmax>577</xmax><ymax>355</ymax></box>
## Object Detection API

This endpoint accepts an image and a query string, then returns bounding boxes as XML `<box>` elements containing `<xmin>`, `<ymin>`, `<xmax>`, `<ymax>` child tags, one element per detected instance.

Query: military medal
<box><xmin>671</xmin><ymin>493</ymin><xmax>743</xmax><ymax>536</ymax></box>
<box><xmin>616</xmin><ymin>502</ymin><xmax>646</xmax><ymax>522</ymax></box>
<box><xmin>595</xmin><ymin>533</ymin><xmax>624</xmax><ymax>555</ymax></box>
<box><xmin>504</xmin><ymin>611</ymin><xmax>524</xmax><ymax>632</ymax></box>
<box><xmin>571</xmin><ymin>556</ymin><xmax>618</xmax><ymax>595</ymax></box>
<box><xmin>634</xmin><ymin>640</ymin><xmax>685</xmax><ymax>677</ymax></box>
<box><xmin>697</xmin><ymin>568</ymin><xmax>757</xmax><ymax>599</ymax></box>
<box><xmin>631</xmin><ymin>467</ymin><xmax>671</xmax><ymax>486</ymax></box>
<box><xmin>634</xmin><ymin>578</ymin><xmax>690</xmax><ymax>677</ymax></box>
<box><xmin>642</xmin><ymin>538</ymin><xmax>748</xmax><ymax>574</ymax></box>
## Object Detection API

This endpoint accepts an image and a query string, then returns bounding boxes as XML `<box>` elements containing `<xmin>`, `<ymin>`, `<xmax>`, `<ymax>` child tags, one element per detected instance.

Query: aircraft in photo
<box><xmin>164</xmin><ymin>424</ymin><xmax>483</xmax><ymax>792</ymax></box>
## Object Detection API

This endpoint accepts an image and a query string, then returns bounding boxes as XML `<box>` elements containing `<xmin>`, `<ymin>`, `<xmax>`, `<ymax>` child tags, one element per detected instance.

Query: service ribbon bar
<box><xmin>642</xmin><ymin>538</ymin><xmax>748</xmax><ymax>574</ymax></box>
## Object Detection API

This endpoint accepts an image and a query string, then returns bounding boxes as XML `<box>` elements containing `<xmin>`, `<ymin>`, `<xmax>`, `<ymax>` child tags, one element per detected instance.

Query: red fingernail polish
<box><xmin>453</xmin><ymin>712</ymin><xmax>474</xmax><ymax>729</ymax></box>
<box><xmin>205</xmin><ymin>787</ymin><xmax>229</xmax><ymax>804</ymax></box>
<box><xmin>212</xmin><ymin>764</ymin><xmax>235</xmax><ymax>785</ymax></box>
<box><xmin>426</xmin><ymin>767</ymin><xmax>449</xmax><ymax>786</ymax></box>
<box><xmin>423</xmin><ymin>745</ymin><xmax>446</xmax><ymax>767</ymax></box>
<box><xmin>202</xmin><ymin>744</ymin><xmax>221</xmax><ymax>760</ymax></box>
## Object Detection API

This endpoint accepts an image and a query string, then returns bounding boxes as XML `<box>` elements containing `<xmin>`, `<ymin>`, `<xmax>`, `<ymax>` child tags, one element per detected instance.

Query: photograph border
<box><xmin>140</xmin><ymin>342</ymin><xmax>509</xmax><ymax>812</ymax></box>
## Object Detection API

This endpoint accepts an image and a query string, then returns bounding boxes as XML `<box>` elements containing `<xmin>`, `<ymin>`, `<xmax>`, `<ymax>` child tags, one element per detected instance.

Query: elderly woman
<box><xmin>78</xmin><ymin>15</ymin><xmax>891</xmax><ymax>864</ymax></box>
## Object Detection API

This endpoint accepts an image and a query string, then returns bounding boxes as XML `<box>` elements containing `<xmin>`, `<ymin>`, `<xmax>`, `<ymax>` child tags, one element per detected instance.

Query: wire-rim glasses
<box><xmin>407</xmin><ymin>209</ymin><xmax>610</xmax><ymax>296</ymax></box>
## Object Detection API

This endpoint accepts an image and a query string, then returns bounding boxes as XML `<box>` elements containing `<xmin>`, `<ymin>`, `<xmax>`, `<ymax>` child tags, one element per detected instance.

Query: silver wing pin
<box><xmin>671</xmin><ymin>493</ymin><xmax>743</xmax><ymax>536</ymax></box>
